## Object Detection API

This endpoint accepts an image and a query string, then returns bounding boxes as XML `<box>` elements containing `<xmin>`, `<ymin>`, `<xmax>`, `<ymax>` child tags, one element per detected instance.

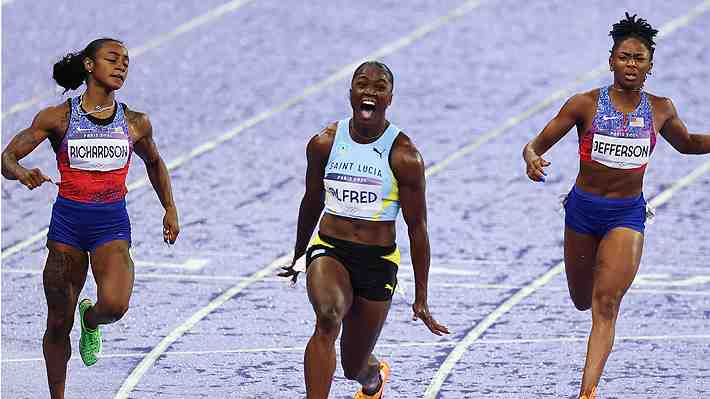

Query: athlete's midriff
<box><xmin>575</xmin><ymin>160</ymin><xmax>645</xmax><ymax>198</ymax></box>
<box><xmin>320</xmin><ymin>213</ymin><xmax>396</xmax><ymax>247</ymax></box>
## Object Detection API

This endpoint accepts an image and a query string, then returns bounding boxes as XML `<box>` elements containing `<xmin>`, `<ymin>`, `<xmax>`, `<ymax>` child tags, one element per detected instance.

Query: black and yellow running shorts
<box><xmin>306</xmin><ymin>232</ymin><xmax>400</xmax><ymax>301</ymax></box>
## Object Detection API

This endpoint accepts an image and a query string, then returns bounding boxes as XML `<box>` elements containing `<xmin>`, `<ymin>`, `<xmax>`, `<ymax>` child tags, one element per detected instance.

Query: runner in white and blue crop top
<box><xmin>280</xmin><ymin>61</ymin><xmax>449</xmax><ymax>398</ymax></box>
<box><xmin>522</xmin><ymin>13</ymin><xmax>710</xmax><ymax>399</ymax></box>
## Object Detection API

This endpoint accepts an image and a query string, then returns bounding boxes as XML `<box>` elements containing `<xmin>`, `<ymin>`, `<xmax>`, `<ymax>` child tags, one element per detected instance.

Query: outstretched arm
<box><xmin>392</xmin><ymin>133</ymin><xmax>449</xmax><ymax>336</ymax></box>
<box><xmin>658</xmin><ymin>98</ymin><xmax>710</xmax><ymax>154</ymax></box>
<box><xmin>522</xmin><ymin>93</ymin><xmax>588</xmax><ymax>181</ymax></box>
<box><xmin>1</xmin><ymin>107</ymin><xmax>60</xmax><ymax>188</ymax></box>
<box><xmin>130</xmin><ymin>111</ymin><xmax>179</xmax><ymax>244</ymax></box>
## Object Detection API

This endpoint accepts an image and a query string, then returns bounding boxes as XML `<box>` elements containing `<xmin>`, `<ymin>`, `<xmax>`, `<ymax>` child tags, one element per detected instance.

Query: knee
<box><xmin>592</xmin><ymin>292</ymin><xmax>622</xmax><ymax>321</ymax></box>
<box><xmin>45</xmin><ymin>312</ymin><xmax>73</xmax><ymax>343</ymax></box>
<box><xmin>313</xmin><ymin>303</ymin><xmax>345</xmax><ymax>337</ymax></box>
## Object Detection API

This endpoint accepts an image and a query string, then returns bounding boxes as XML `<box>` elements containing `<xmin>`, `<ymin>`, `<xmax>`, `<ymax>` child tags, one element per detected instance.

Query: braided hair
<box><xmin>610</xmin><ymin>12</ymin><xmax>659</xmax><ymax>59</ymax></box>
<box><xmin>352</xmin><ymin>61</ymin><xmax>394</xmax><ymax>91</ymax></box>
<box><xmin>52</xmin><ymin>38</ymin><xmax>124</xmax><ymax>93</ymax></box>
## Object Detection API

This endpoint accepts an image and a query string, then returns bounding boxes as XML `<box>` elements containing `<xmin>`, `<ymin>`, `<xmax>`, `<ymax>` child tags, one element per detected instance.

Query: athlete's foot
<box><xmin>78</xmin><ymin>299</ymin><xmax>102</xmax><ymax>366</ymax></box>
<box><xmin>354</xmin><ymin>361</ymin><xmax>390</xmax><ymax>399</ymax></box>
<box><xmin>579</xmin><ymin>386</ymin><xmax>597</xmax><ymax>399</ymax></box>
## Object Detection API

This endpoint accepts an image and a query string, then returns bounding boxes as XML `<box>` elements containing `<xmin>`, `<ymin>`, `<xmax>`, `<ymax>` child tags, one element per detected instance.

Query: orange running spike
<box><xmin>579</xmin><ymin>386</ymin><xmax>597</xmax><ymax>399</ymax></box>
<box><xmin>353</xmin><ymin>361</ymin><xmax>391</xmax><ymax>399</ymax></box>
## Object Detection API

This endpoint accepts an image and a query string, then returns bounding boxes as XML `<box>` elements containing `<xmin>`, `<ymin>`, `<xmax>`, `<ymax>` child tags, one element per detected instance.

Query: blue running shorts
<box><xmin>564</xmin><ymin>185</ymin><xmax>646</xmax><ymax>237</ymax></box>
<box><xmin>48</xmin><ymin>195</ymin><xmax>131</xmax><ymax>252</ymax></box>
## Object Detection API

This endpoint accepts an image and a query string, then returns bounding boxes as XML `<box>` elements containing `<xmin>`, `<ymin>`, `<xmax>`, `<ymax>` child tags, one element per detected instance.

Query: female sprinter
<box><xmin>1</xmin><ymin>38</ymin><xmax>179</xmax><ymax>398</ymax></box>
<box><xmin>279</xmin><ymin>61</ymin><xmax>449</xmax><ymax>398</ymax></box>
<box><xmin>522</xmin><ymin>13</ymin><xmax>710</xmax><ymax>399</ymax></box>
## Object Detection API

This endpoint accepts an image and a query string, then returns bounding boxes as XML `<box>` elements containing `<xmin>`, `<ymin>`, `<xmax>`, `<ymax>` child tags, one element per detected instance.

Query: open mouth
<box><xmin>360</xmin><ymin>99</ymin><xmax>376</xmax><ymax>119</ymax></box>
<box><xmin>623</xmin><ymin>71</ymin><xmax>638</xmax><ymax>80</ymax></box>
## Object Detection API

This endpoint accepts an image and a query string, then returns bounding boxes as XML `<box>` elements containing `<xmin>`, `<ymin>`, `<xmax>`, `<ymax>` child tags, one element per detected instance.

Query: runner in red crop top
<box><xmin>522</xmin><ymin>13</ymin><xmax>710</xmax><ymax>399</ymax></box>
<box><xmin>1</xmin><ymin>38</ymin><xmax>180</xmax><ymax>398</ymax></box>
<box><xmin>56</xmin><ymin>94</ymin><xmax>133</xmax><ymax>203</ymax></box>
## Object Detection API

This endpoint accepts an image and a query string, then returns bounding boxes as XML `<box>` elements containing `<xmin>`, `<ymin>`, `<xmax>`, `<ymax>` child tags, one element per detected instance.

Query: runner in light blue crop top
<box><xmin>323</xmin><ymin>118</ymin><xmax>400</xmax><ymax>221</ymax></box>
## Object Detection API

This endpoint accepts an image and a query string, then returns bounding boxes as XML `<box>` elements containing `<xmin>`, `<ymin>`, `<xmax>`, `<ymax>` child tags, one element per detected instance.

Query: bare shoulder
<box><xmin>33</xmin><ymin>101</ymin><xmax>71</xmax><ymax>133</ymax></box>
<box><xmin>391</xmin><ymin>131</ymin><xmax>424</xmax><ymax>171</ymax></box>
<box><xmin>646</xmin><ymin>92</ymin><xmax>675</xmax><ymax>113</ymax></box>
<box><xmin>307</xmin><ymin>122</ymin><xmax>337</xmax><ymax>156</ymax></box>
<box><xmin>568</xmin><ymin>89</ymin><xmax>598</xmax><ymax>109</ymax></box>
<box><xmin>123</xmin><ymin>104</ymin><xmax>153</xmax><ymax>140</ymax></box>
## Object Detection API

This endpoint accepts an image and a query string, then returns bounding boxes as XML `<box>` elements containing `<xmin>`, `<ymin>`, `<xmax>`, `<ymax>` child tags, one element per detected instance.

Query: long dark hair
<box><xmin>52</xmin><ymin>38</ymin><xmax>123</xmax><ymax>93</ymax></box>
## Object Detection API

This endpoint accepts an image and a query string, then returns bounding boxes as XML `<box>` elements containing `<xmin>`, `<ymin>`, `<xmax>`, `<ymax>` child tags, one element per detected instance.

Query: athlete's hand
<box><xmin>277</xmin><ymin>253</ymin><xmax>305</xmax><ymax>287</ymax></box>
<box><xmin>277</xmin><ymin>260</ymin><xmax>300</xmax><ymax>286</ymax></box>
<box><xmin>412</xmin><ymin>300</ymin><xmax>450</xmax><ymax>336</ymax></box>
<box><xmin>17</xmin><ymin>167</ymin><xmax>52</xmax><ymax>190</ymax></box>
<box><xmin>163</xmin><ymin>206</ymin><xmax>180</xmax><ymax>245</ymax></box>
<box><xmin>525</xmin><ymin>156</ymin><xmax>550</xmax><ymax>182</ymax></box>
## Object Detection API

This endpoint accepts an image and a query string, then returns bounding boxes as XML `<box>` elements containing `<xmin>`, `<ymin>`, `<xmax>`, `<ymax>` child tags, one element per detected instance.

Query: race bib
<box><xmin>68</xmin><ymin>137</ymin><xmax>130</xmax><ymax>172</ymax></box>
<box><xmin>324</xmin><ymin>173</ymin><xmax>382</xmax><ymax>217</ymax></box>
<box><xmin>591</xmin><ymin>133</ymin><xmax>650</xmax><ymax>169</ymax></box>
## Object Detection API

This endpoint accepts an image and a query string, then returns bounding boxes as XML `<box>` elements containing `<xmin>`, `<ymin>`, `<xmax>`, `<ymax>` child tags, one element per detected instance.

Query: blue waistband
<box><xmin>571</xmin><ymin>185</ymin><xmax>643</xmax><ymax>206</ymax></box>
<box><xmin>55</xmin><ymin>195</ymin><xmax>126</xmax><ymax>209</ymax></box>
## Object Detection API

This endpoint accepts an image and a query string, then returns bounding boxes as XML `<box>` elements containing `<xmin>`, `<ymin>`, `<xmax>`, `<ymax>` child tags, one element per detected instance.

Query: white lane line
<box><xmin>400</xmin><ymin>281</ymin><xmax>710</xmax><ymax>296</ymax></box>
<box><xmin>1</xmin><ymin>228</ymin><xmax>50</xmax><ymax>261</ymax></box>
<box><xmin>0</xmin><ymin>267</ymin><xmax>285</xmax><ymax>283</ymax></box>
<box><xmin>113</xmin><ymin>252</ymin><xmax>292</xmax><ymax>398</ymax></box>
<box><xmin>0</xmin><ymin>258</ymin><xmax>209</xmax><ymax>271</ymax></box>
<box><xmin>647</xmin><ymin>161</ymin><xmax>710</xmax><ymax>208</ymax></box>
<box><xmin>635</xmin><ymin>273</ymin><xmax>710</xmax><ymax>287</ymax></box>
<box><xmin>129</xmin><ymin>0</ymin><xmax>254</xmax><ymax>58</ymax></box>
<box><xmin>4</xmin><ymin>268</ymin><xmax>708</xmax><ymax>297</ymax></box>
<box><xmin>6</xmin><ymin>334</ymin><xmax>710</xmax><ymax>364</ymax></box>
<box><xmin>134</xmin><ymin>258</ymin><xmax>209</xmax><ymax>271</ymax></box>
<box><xmin>400</xmin><ymin>265</ymin><xmax>480</xmax><ymax>276</ymax></box>
<box><xmin>2</xmin><ymin>0</ymin><xmax>491</xmax><ymax>263</ymax></box>
<box><xmin>0</xmin><ymin>0</ymin><xmax>255</xmax><ymax>119</ymax></box>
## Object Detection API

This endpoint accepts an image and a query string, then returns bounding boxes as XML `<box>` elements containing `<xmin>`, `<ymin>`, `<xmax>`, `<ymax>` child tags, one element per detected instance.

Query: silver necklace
<box><xmin>78</xmin><ymin>94</ymin><xmax>115</xmax><ymax>116</ymax></box>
